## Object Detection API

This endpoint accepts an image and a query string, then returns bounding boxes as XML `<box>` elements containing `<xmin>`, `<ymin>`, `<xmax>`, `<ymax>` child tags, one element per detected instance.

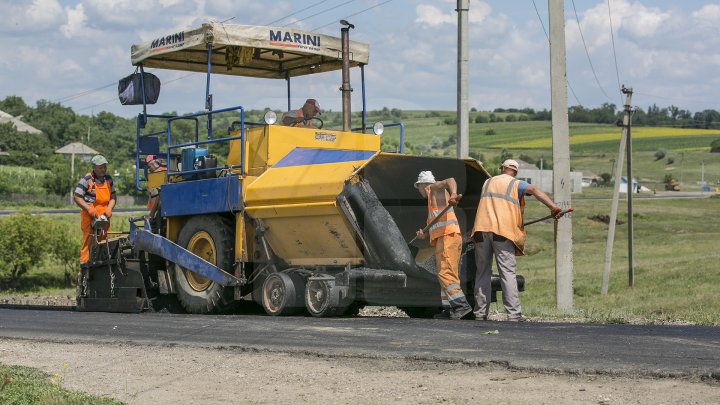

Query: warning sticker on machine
<box><xmin>314</xmin><ymin>132</ymin><xmax>337</xmax><ymax>142</ymax></box>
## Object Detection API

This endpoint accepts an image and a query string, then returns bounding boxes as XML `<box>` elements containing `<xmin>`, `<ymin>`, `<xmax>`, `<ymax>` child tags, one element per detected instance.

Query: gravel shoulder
<box><xmin>1</xmin><ymin>338</ymin><xmax>717</xmax><ymax>404</ymax></box>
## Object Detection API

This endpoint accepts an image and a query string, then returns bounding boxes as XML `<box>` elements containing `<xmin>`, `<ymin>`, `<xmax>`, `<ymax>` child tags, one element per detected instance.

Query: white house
<box><xmin>515</xmin><ymin>159</ymin><xmax>584</xmax><ymax>194</ymax></box>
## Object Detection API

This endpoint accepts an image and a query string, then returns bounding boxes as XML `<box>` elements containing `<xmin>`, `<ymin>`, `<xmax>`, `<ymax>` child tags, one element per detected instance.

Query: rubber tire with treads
<box><xmin>174</xmin><ymin>215</ymin><xmax>235</xmax><ymax>314</ymax></box>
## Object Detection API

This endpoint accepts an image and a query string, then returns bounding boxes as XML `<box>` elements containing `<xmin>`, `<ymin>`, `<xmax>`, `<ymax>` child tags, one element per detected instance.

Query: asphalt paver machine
<box><xmin>77</xmin><ymin>23</ymin><xmax>517</xmax><ymax>317</ymax></box>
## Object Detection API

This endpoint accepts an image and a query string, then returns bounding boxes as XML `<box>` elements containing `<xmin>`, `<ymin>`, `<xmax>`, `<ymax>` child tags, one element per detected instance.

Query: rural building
<box><xmin>0</xmin><ymin>109</ymin><xmax>41</xmax><ymax>134</ymax></box>
<box><xmin>515</xmin><ymin>159</ymin><xmax>584</xmax><ymax>193</ymax></box>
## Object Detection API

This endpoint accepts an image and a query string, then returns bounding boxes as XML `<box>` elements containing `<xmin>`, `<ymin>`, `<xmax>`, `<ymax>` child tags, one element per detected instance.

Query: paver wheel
<box><xmin>305</xmin><ymin>279</ymin><xmax>347</xmax><ymax>317</ymax></box>
<box><xmin>174</xmin><ymin>215</ymin><xmax>234</xmax><ymax>314</ymax></box>
<box><xmin>262</xmin><ymin>272</ymin><xmax>306</xmax><ymax>316</ymax></box>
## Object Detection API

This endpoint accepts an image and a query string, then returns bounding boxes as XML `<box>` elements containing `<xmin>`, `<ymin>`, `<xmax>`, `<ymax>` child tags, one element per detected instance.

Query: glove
<box><xmin>86</xmin><ymin>206</ymin><xmax>98</xmax><ymax>218</ymax></box>
<box><xmin>551</xmin><ymin>206</ymin><xmax>563</xmax><ymax>219</ymax></box>
<box><xmin>104</xmin><ymin>207</ymin><xmax>113</xmax><ymax>219</ymax></box>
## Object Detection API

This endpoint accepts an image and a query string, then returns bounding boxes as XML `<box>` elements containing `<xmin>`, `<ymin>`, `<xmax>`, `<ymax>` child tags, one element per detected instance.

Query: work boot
<box><xmin>507</xmin><ymin>315</ymin><xmax>527</xmax><ymax>322</ymax></box>
<box><xmin>433</xmin><ymin>310</ymin><xmax>451</xmax><ymax>319</ymax></box>
<box><xmin>449</xmin><ymin>306</ymin><xmax>473</xmax><ymax>320</ymax></box>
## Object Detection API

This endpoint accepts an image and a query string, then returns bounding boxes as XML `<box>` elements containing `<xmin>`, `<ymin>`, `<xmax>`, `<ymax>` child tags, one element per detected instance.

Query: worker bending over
<box><xmin>414</xmin><ymin>171</ymin><xmax>473</xmax><ymax>320</ymax></box>
<box><xmin>281</xmin><ymin>98</ymin><xmax>321</xmax><ymax>127</ymax></box>
<box><xmin>73</xmin><ymin>154</ymin><xmax>117</xmax><ymax>265</ymax></box>
<box><xmin>471</xmin><ymin>159</ymin><xmax>565</xmax><ymax>321</ymax></box>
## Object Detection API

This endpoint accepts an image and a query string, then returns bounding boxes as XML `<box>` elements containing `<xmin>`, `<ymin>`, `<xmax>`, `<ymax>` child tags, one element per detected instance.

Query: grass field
<box><xmin>3</xmin><ymin>197</ymin><xmax>718</xmax><ymax>326</ymax></box>
<box><xmin>0</xmin><ymin>363</ymin><xmax>123</xmax><ymax>404</ymax></box>
<box><xmin>374</xmin><ymin>115</ymin><xmax>720</xmax><ymax>191</ymax></box>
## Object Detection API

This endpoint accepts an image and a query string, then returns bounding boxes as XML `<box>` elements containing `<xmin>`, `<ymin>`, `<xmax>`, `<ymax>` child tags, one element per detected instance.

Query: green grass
<box><xmin>0</xmin><ymin>363</ymin><xmax>124</xmax><ymax>404</ymax></box>
<box><xmin>515</xmin><ymin>195</ymin><xmax>720</xmax><ymax>325</ymax></box>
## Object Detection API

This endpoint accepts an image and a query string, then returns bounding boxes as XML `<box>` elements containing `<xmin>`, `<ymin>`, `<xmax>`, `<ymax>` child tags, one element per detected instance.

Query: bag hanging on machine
<box><xmin>118</xmin><ymin>70</ymin><xmax>161</xmax><ymax>105</ymax></box>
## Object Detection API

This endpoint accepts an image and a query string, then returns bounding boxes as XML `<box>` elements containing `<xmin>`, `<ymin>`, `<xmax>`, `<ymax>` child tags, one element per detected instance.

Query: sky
<box><xmin>1</xmin><ymin>0</ymin><xmax>719</xmax><ymax>118</ymax></box>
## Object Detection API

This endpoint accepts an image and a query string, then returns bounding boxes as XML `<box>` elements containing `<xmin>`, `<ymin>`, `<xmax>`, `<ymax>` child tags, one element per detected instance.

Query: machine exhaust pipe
<box><xmin>340</xmin><ymin>20</ymin><xmax>354</xmax><ymax>131</ymax></box>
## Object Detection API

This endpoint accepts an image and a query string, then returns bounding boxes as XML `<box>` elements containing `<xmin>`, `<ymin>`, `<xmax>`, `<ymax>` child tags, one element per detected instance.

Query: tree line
<box><xmin>2</xmin><ymin>94</ymin><xmax>719</xmax><ymax>201</ymax></box>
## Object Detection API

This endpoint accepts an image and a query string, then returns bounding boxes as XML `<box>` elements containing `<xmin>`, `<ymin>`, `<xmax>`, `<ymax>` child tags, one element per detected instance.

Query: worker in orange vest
<box><xmin>471</xmin><ymin>159</ymin><xmax>565</xmax><ymax>321</ymax></box>
<box><xmin>73</xmin><ymin>155</ymin><xmax>117</xmax><ymax>265</ymax></box>
<box><xmin>281</xmin><ymin>98</ymin><xmax>321</xmax><ymax>127</ymax></box>
<box><xmin>414</xmin><ymin>171</ymin><xmax>473</xmax><ymax>320</ymax></box>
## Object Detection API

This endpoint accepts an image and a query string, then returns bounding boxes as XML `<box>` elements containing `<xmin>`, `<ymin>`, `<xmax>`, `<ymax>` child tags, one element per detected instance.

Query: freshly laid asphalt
<box><xmin>0</xmin><ymin>308</ymin><xmax>718</xmax><ymax>380</ymax></box>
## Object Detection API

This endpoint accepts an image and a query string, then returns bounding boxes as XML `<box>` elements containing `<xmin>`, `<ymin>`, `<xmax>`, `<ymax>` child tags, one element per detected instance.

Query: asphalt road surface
<box><xmin>1</xmin><ymin>308</ymin><xmax>718</xmax><ymax>380</ymax></box>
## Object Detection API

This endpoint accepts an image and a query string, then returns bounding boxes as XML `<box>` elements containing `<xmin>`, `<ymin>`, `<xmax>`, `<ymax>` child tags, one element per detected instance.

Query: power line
<box><xmin>74</xmin><ymin>72</ymin><xmax>196</xmax><ymax>113</ymax></box>
<box><xmin>283</xmin><ymin>0</ymin><xmax>358</xmax><ymax>27</ymax></box>
<box><xmin>571</xmin><ymin>0</ymin><xmax>612</xmax><ymax>101</ymax></box>
<box><xmin>266</xmin><ymin>0</ymin><xmax>330</xmax><ymax>26</ymax></box>
<box><xmin>530</xmin><ymin>0</ymin><xmax>582</xmax><ymax>106</ymax></box>
<box><xmin>50</xmin><ymin>82</ymin><xmax>117</xmax><ymax>104</ymax></box>
<box><xmin>606</xmin><ymin>0</ymin><xmax>623</xmax><ymax>100</ymax></box>
<box><xmin>311</xmin><ymin>0</ymin><xmax>394</xmax><ymax>31</ymax></box>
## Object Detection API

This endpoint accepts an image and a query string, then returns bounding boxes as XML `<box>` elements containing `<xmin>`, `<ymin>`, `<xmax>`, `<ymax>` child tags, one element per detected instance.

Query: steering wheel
<box><xmin>311</xmin><ymin>117</ymin><xmax>324</xmax><ymax>129</ymax></box>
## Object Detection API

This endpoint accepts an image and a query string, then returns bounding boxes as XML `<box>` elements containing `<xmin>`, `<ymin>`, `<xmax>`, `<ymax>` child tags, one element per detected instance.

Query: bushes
<box><xmin>711</xmin><ymin>139</ymin><xmax>720</xmax><ymax>153</ymax></box>
<box><xmin>0</xmin><ymin>213</ymin><xmax>78</xmax><ymax>288</ymax></box>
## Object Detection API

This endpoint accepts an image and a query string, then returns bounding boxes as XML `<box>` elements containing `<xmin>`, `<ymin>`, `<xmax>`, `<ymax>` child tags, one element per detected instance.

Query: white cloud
<box><xmin>415</xmin><ymin>1</ymin><xmax>491</xmax><ymax>27</ymax></box>
<box><xmin>0</xmin><ymin>0</ymin><xmax>64</xmax><ymax>33</ymax></box>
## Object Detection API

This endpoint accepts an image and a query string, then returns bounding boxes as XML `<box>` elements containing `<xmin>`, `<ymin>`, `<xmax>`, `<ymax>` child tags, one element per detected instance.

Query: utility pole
<box><xmin>625</xmin><ymin>87</ymin><xmax>634</xmax><ymax>287</ymax></box>
<box><xmin>548</xmin><ymin>0</ymin><xmax>573</xmax><ymax>310</ymax></box>
<box><xmin>601</xmin><ymin>87</ymin><xmax>633</xmax><ymax>295</ymax></box>
<box><xmin>456</xmin><ymin>0</ymin><xmax>469</xmax><ymax>158</ymax></box>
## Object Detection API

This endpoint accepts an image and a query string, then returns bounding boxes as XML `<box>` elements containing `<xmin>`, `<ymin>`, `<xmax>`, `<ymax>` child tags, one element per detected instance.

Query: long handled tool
<box><xmin>523</xmin><ymin>208</ymin><xmax>573</xmax><ymax>226</ymax></box>
<box><xmin>408</xmin><ymin>194</ymin><xmax>462</xmax><ymax>251</ymax></box>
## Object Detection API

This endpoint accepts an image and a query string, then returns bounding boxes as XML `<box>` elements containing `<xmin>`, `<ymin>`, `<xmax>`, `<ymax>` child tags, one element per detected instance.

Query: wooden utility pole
<box><xmin>601</xmin><ymin>86</ymin><xmax>633</xmax><ymax>294</ymax></box>
<box><xmin>456</xmin><ymin>0</ymin><xmax>469</xmax><ymax>158</ymax></box>
<box><xmin>548</xmin><ymin>0</ymin><xmax>573</xmax><ymax>310</ymax></box>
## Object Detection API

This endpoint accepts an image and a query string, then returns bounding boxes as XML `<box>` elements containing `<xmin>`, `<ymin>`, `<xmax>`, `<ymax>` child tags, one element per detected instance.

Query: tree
<box><xmin>42</xmin><ymin>155</ymin><xmax>75</xmax><ymax>196</ymax></box>
<box><xmin>711</xmin><ymin>139</ymin><xmax>720</xmax><ymax>153</ymax></box>
<box><xmin>0</xmin><ymin>213</ymin><xmax>51</xmax><ymax>287</ymax></box>
<box><xmin>0</xmin><ymin>95</ymin><xmax>29</xmax><ymax>117</ymax></box>
<box><xmin>48</xmin><ymin>221</ymin><xmax>81</xmax><ymax>286</ymax></box>
<box><xmin>654</xmin><ymin>149</ymin><xmax>667</xmax><ymax>161</ymax></box>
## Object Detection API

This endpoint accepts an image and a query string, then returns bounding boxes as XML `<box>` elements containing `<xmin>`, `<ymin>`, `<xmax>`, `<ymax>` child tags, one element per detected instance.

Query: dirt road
<box><xmin>1</xmin><ymin>339</ymin><xmax>717</xmax><ymax>404</ymax></box>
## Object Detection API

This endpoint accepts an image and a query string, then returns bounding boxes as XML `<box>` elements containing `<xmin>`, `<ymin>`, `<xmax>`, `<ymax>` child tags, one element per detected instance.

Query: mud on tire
<box><xmin>174</xmin><ymin>215</ymin><xmax>235</xmax><ymax>314</ymax></box>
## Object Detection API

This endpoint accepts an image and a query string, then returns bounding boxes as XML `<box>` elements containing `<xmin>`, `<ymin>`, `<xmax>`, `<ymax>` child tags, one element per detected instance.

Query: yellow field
<box><xmin>495</xmin><ymin>127</ymin><xmax>720</xmax><ymax>149</ymax></box>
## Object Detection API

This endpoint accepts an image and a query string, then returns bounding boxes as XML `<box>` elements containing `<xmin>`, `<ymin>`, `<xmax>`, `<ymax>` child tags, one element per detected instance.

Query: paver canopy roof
<box><xmin>131</xmin><ymin>23</ymin><xmax>369</xmax><ymax>79</ymax></box>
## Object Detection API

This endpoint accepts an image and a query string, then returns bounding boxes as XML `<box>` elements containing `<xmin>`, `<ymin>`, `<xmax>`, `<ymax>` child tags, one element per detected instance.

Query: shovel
<box><xmin>523</xmin><ymin>208</ymin><xmax>573</xmax><ymax>226</ymax></box>
<box><xmin>408</xmin><ymin>194</ymin><xmax>462</xmax><ymax>256</ymax></box>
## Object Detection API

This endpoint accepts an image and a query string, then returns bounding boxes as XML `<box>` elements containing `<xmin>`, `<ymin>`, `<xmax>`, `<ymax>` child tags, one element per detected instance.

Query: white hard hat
<box><xmin>502</xmin><ymin>159</ymin><xmax>519</xmax><ymax>171</ymax></box>
<box><xmin>414</xmin><ymin>171</ymin><xmax>436</xmax><ymax>188</ymax></box>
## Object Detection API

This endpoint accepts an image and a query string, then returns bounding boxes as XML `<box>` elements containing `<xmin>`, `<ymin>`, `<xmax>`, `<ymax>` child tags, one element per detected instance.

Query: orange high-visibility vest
<box><xmin>426</xmin><ymin>188</ymin><xmax>461</xmax><ymax>245</ymax></box>
<box><xmin>472</xmin><ymin>174</ymin><xmax>527</xmax><ymax>255</ymax></box>
<box><xmin>282</xmin><ymin>109</ymin><xmax>314</xmax><ymax>128</ymax></box>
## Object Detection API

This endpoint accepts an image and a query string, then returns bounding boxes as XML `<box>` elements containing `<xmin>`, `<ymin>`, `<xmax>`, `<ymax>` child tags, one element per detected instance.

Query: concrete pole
<box><xmin>340</xmin><ymin>25</ymin><xmax>353</xmax><ymax>132</ymax></box>
<box><xmin>601</xmin><ymin>93</ymin><xmax>631</xmax><ymax>295</ymax></box>
<box><xmin>456</xmin><ymin>0</ymin><xmax>469</xmax><ymax>158</ymax></box>
<box><xmin>548</xmin><ymin>0</ymin><xmax>573</xmax><ymax>310</ymax></box>
<box><xmin>625</xmin><ymin>89</ymin><xmax>634</xmax><ymax>287</ymax></box>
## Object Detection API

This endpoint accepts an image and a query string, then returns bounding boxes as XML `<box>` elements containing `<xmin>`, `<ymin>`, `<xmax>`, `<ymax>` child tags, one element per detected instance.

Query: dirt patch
<box><xmin>589</xmin><ymin>214</ymin><xmax>624</xmax><ymax>225</ymax></box>
<box><xmin>0</xmin><ymin>339</ymin><xmax>717</xmax><ymax>404</ymax></box>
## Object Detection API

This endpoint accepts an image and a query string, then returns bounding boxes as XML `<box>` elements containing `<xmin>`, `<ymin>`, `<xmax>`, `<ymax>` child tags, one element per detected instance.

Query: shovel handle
<box><xmin>523</xmin><ymin>208</ymin><xmax>573</xmax><ymax>227</ymax></box>
<box><xmin>409</xmin><ymin>194</ymin><xmax>463</xmax><ymax>244</ymax></box>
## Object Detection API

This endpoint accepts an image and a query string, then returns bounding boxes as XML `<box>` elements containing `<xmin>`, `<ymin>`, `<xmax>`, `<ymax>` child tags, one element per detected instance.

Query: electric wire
<box><xmin>50</xmin><ymin>82</ymin><xmax>117</xmax><ymax>104</ymax></box>
<box><xmin>266</xmin><ymin>0</ymin><xmax>330</xmax><ymax>26</ymax></box>
<box><xmin>606</xmin><ymin>0</ymin><xmax>623</xmax><ymax>100</ymax></box>
<box><xmin>311</xmin><ymin>0</ymin><xmax>394</xmax><ymax>31</ymax></box>
<box><xmin>530</xmin><ymin>0</ymin><xmax>582</xmax><ymax>106</ymax></box>
<box><xmin>282</xmin><ymin>0</ymin><xmax>358</xmax><ymax>27</ymax></box>
<box><xmin>74</xmin><ymin>72</ymin><xmax>196</xmax><ymax>112</ymax></box>
<box><xmin>571</xmin><ymin>0</ymin><xmax>613</xmax><ymax>101</ymax></box>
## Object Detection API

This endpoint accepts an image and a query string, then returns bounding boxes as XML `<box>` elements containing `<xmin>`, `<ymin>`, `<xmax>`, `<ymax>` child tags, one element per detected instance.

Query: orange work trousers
<box><xmin>79</xmin><ymin>179</ymin><xmax>111</xmax><ymax>264</ymax></box>
<box><xmin>434</xmin><ymin>233</ymin><xmax>471</xmax><ymax>311</ymax></box>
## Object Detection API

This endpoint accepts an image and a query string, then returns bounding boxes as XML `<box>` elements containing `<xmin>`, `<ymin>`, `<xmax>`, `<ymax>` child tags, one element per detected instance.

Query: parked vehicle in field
<box><xmin>77</xmin><ymin>23</ymin><xmax>518</xmax><ymax>317</ymax></box>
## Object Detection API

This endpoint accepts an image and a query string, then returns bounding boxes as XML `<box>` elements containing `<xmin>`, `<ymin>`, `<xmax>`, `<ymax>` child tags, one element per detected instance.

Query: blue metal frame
<box><xmin>361</xmin><ymin>65</ymin><xmax>367</xmax><ymax>133</ymax></box>
<box><xmin>165</xmin><ymin>105</ymin><xmax>245</xmax><ymax>179</ymax></box>
<box><xmin>384</xmin><ymin>122</ymin><xmax>405</xmax><ymax>153</ymax></box>
<box><xmin>160</xmin><ymin>176</ymin><xmax>241</xmax><ymax>217</ymax></box>
<box><xmin>129</xmin><ymin>219</ymin><xmax>241</xmax><ymax>287</ymax></box>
